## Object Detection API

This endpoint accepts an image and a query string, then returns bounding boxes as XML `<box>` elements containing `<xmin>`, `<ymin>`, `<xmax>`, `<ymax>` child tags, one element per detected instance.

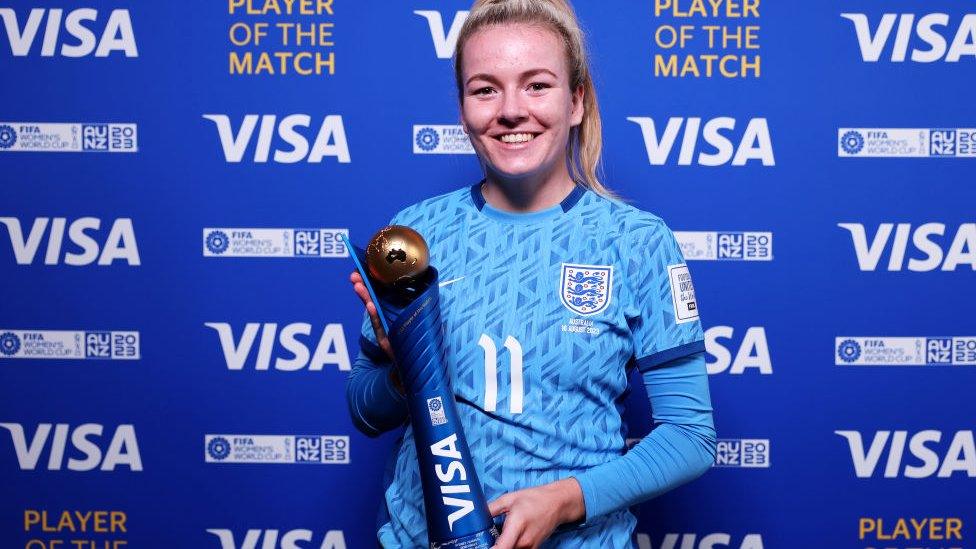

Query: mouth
<box><xmin>493</xmin><ymin>132</ymin><xmax>540</xmax><ymax>145</ymax></box>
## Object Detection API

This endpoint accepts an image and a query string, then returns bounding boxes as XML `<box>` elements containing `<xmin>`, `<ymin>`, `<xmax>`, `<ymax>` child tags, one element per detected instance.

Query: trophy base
<box><xmin>430</xmin><ymin>525</ymin><xmax>499</xmax><ymax>549</ymax></box>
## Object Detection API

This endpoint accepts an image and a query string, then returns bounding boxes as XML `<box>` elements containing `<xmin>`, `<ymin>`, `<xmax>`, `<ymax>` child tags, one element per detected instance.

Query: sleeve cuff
<box><xmin>635</xmin><ymin>340</ymin><xmax>705</xmax><ymax>373</ymax></box>
<box><xmin>571</xmin><ymin>470</ymin><xmax>601</xmax><ymax>525</ymax></box>
<box><xmin>382</xmin><ymin>363</ymin><xmax>406</xmax><ymax>403</ymax></box>
<box><xmin>359</xmin><ymin>334</ymin><xmax>391</xmax><ymax>364</ymax></box>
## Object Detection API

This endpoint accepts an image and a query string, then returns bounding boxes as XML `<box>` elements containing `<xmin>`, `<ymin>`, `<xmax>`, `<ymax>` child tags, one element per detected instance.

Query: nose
<box><xmin>498</xmin><ymin>89</ymin><xmax>528</xmax><ymax>126</ymax></box>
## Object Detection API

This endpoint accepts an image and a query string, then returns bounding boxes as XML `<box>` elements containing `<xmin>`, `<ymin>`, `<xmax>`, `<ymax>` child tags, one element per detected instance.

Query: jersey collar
<box><xmin>469</xmin><ymin>180</ymin><xmax>586</xmax><ymax>223</ymax></box>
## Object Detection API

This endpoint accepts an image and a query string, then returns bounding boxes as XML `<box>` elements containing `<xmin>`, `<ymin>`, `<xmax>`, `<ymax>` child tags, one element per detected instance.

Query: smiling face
<box><xmin>460</xmin><ymin>23</ymin><xmax>584</xmax><ymax>186</ymax></box>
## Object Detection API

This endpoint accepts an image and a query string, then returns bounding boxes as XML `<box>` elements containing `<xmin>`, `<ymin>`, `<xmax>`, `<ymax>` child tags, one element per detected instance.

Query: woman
<box><xmin>347</xmin><ymin>0</ymin><xmax>716</xmax><ymax>547</ymax></box>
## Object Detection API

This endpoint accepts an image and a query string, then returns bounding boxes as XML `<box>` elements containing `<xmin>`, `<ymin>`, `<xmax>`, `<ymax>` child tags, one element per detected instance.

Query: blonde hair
<box><xmin>454</xmin><ymin>0</ymin><xmax>614</xmax><ymax>198</ymax></box>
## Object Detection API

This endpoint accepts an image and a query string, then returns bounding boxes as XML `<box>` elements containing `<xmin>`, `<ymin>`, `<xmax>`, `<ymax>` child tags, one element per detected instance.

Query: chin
<box><xmin>487</xmin><ymin>163</ymin><xmax>545</xmax><ymax>181</ymax></box>
<box><xmin>484</xmin><ymin>154</ymin><xmax>551</xmax><ymax>180</ymax></box>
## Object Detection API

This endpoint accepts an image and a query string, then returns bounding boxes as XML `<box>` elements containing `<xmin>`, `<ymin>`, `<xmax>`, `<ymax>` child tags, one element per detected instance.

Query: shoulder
<box><xmin>388</xmin><ymin>185</ymin><xmax>473</xmax><ymax>229</ymax></box>
<box><xmin>576</xmin><ymin>189</ymin><xmax>674</xmax><ymax>244</ymax></box>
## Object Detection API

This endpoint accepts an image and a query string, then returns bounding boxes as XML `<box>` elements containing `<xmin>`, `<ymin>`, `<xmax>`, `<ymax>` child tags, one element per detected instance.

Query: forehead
<box><xmin>462</xmin><ymin>23</ymin><xmax>568</xmax><ymax>80</ymax></box>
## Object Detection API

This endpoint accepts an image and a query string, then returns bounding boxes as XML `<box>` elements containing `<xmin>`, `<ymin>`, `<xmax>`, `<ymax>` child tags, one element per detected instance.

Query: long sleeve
<box><xmin>345</xmin><ymin>335</ymin><xmax>409</xmax><ymax>437</ymax></box>
<box><xmin>345</xmin><ymin>209</ymin><xmax>413</xmax><ymax>437</ymax></box>
<box><xmin>572</xmin><ymin>350</ymin><xmax>716</xmax><ymax>521</ymax></box>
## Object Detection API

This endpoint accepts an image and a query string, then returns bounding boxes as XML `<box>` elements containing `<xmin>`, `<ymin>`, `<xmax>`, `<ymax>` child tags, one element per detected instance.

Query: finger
<box><xmin>361</xmin><ymin>299</ymin><xmax>384</xmax><ymax>338</ymax></box>
<box><xmin>488</xmin><ymin>493</ymin><xmax>512</xmax><ymax>517</ymax></box>
<box><xmin>520</xmin><ymin>527</ymin><xmax>545</xmax><ymax>549</ymax></box>
<box><xmin>352</xmin><ymin>282</ymin><xmax>372</xmax><ymax>306</ymax></box>
<box><xmin>365</xmin><ymin>302</ymin><xmax>383</xmax><ymax>330</ymax></box>
<box><xmin>492</xmin><ymin>516</ymin><xmax>523</xmax><ymax>549</ymax></box>
<box><xmin>358</xmin><ymin>293</ymin><xmax>379</xmax><ymax>323</ymax></box>
<box><xmin>349</xmin><ymin>271</ymin><xmax>362</xmax><ymax>284</ymax></box>
<box><xmin>380</xmin><ymin>340</ymin><xmax>394</xmax><ymax>360</ymax></box>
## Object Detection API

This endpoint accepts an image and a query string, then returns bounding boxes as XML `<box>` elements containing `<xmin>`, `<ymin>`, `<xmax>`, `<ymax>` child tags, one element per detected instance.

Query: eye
<box><xmin>472</xmin><ymin>86</ymin><xmax>496</xmax><ymax>96</ymax></box>
<box><xmin>528</xmin><ymin>82</ymin><xmax>551</xmax><ymax>92</ymax></box>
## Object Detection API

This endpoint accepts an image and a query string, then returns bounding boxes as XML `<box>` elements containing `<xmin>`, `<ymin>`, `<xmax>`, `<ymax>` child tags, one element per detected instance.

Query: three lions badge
<box><xmin>560</xmin><ymin>264</ymin><xmax>613</xmax><ymax>316</ymax></box>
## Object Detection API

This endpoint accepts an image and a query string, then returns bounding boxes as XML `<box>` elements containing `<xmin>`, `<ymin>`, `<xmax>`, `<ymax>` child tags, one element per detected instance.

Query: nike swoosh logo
<box><xmin>439</xmin><ymin>276</ymin><xmax>465</xmax><ymax>288</ymax></box>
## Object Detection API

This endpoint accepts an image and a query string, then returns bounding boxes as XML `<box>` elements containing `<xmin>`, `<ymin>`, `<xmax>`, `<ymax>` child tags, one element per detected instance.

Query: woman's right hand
<box><xmin>349</xmin><ymin>271</ymin><xmax>403</xmax><ymax>392</ymax></box>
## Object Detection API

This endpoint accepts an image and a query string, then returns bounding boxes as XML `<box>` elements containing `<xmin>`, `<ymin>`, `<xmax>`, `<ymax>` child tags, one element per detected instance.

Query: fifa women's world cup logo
<box><xmin>341</xmin><ymin>227</ymin><xmax>499</xmax><ymax>549</ymax></box>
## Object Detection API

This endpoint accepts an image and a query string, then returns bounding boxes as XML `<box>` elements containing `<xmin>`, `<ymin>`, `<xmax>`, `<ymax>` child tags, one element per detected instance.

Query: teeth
<box><xmin>500</xmin><ymin>133</ymin><xmax>535</xmax><ymax>143</ymax></box>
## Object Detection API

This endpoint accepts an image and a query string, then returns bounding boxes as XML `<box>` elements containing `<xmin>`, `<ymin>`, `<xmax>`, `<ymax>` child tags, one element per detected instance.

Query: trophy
<box><xmin>341</xmin><ymin>227</ymin><xmax>499</xmax><ymax>549</ymax></box>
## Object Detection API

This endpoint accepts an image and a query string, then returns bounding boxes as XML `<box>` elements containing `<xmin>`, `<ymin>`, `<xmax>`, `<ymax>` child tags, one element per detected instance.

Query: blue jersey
<box><xmin>349</xmin><ymin>183</ymin><xmax>715</xmax><ymax>548</ymax></box>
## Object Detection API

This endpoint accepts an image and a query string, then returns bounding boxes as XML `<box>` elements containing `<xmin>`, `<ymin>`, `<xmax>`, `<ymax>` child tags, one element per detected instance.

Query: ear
<box><xmin>570</xmin><ymin>84</ymin><xmax>585</xmax><ymax>127</ymax></box>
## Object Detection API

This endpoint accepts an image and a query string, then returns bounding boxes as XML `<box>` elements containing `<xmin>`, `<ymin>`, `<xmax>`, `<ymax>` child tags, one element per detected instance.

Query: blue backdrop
<box><xmin>2</xmin><ymin>1</ymin><xmax>974</xmax><ymax>547</ymax></box>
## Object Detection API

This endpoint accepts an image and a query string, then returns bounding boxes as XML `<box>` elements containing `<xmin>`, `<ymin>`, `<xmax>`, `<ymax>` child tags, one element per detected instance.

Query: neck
<box><xmin>482</xmin><ymin>162</ymin><xmax>576</xmax><ymax>212</ymax></box>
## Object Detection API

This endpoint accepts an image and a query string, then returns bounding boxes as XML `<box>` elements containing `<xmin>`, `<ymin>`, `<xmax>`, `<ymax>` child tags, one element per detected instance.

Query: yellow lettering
<box><xmin>699</xmin><ymin>25</ymin><xmax>760</xmax><ymax>49</ymax></box>
<box><xmin>295</xmin><ymin>51</ymin><xmax>312</xmax><ymax>75</ymax></box>
<box><xmin>230</xmin><ymin>51</ymin><xmax>334</xmax><ymax>75</ymax></box>
<box><xmin>276</xmin><ymin>22</ymin><xmax>294</xmax><ymax>45</ymax></box>
<box><xmin>876</xmin><ymin>519</ymin><xmax>891</xmax><ymax>540</ymax></box>
<box><xmin>229</xmin><ymin>0</ymin><xmax>332</xmax><ymax>14</ymax></box>
<box><xmin>947</xmin><ymin>518</ymin><xmax>963</xmax><ymax>540</ymax></box>
<box><xmin>680</xmin><ymin>54</ymin><xmax>700</xmax><ymax>77</ymax></box>
<box><xmin>726</xmin><ymin>25</ymin><xmax>744</xmax><ymax>48</ymax></box>
<box><xmin>745</xmin><ymin>26</ymin><xmax>760</xmax><ymax>48</ymax></box>
<box><xmin>657</xmin><ymin>0</ymin><xmax>760</xmax><ymax>18</ymax></box>
<box><xmin>274</xmin><ymin>22</ymin><xmax>333</xmax><ymax>46</ymax></box>
<box><xmin>741</xmin><ymin>54</ymin><xmax>760</xmax><ymax>77</ymax></box>
<box><xmin>892</xmin><ymin>518</ymin><xmax>910</xmax><ymax>540</ymax></box>
<box><xmin>656</xmin><ymin>25</ymin><xmax>678</xmax><ymax>48</ymax></box>
<box><xmin>294</xmin><ymin>22</ymin><xmax>315</xmax><ymax>45</ymax></box>
<box><xmin>725</xmin><ymin>0</ymin><xmax>740</xmax><ymax>17</ymax></box>
<box><xmin>255</xmin><ymin>52</ymin><xmax>274</xmax><ymax>74</ymax></box>
<box><xmin>263</xmin><ymin>0</ymin><xmax>282</xmax><ymax>16</ymax></box>
<box><xmin>274</xmin><ymin>51</ymin><xmax>291</xmax><ymax>73</ymax></box>
<box><xmin>229</xmin><ymin>23</ymin><xmax>251</xmax><ymax>47</ymax></box>
<box><xmin>24</xmin><ymin>510</ymin><xmax>41</xmax><ymax>531</ymax></box>
<box><xmin>315</xmin><ymin>51</ymin><xmax>335</xmax><ymax>75</ymax></box>
<box><xmin>41</xmin><ymin>511</ymin><xmax>54</xmax><ymax>533</ymax></box>
<box><xmin>319</xmin><ymin>22</ymin><xmax>334</xmax><ymax>46</ymax></box>
<box><xmin>111</xmin><ymin>511</ymin><xmax>127</xmax><ymax>533</ymax></box>
<box><xmin>230</xmin><ymin>51</ymin><xmax>252</xmax><ymax>74</ymax></box>
<box><xmin>700</xmin><ymin>53</ymin><xmax>718</xmax><ymax>76</ymax></box>
<box><xmin>744</xmin><ymin>0</ymin><xmax>759</xmax><ymax>18</ymax></box>
<box><xmin>859</xmin><ymin>518</ymin><xmax>877</xmax><ymax>539</ymax></box>
<box><xmin>93</xmin><ymin>511</ymin><xmax>108</xmax><ymax>533</ymax></box>
<box><xmin>910</xmin><ymin>518</ymin><xmax>929</xmax><ymax>539</ymax></box>
<box><xmin>74</xmin><ymin>511</ymin><xmax>92</xmax><ymax>532</ymax></box>
<box><xmin>719</xmin><ymin>54</ymin><xmax>739</xmax><ymax>77</ymax></box>
<box><xmin>655</xmin><ymin>54</ymin><xmax>678</xmax><ymax>76</ymax></box>
<box><xmin>57</xmin><ymin>511</ymin><xmax>75</xmax><ymax>533</ymax></box>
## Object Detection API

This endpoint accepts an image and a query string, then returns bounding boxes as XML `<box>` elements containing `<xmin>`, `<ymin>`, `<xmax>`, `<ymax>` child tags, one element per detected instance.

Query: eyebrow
<box><xmin>465</xmin><ymin>68</ymin><xmax>559</xmax><ymax>86</ymax></box>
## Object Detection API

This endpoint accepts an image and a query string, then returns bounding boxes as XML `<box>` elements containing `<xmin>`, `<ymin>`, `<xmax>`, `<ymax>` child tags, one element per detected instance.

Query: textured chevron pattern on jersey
<box><xmin>363</xmin><ymin>183</ymin><xmax>704</xmax><ymax>548</ymax></box>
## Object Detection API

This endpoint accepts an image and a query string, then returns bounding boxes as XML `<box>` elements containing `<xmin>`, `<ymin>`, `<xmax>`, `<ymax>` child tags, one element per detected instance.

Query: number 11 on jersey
<box><xmin>478</xmin><ymin>334</ymin><xmax>523</xmax><ymax>414</ymax></box>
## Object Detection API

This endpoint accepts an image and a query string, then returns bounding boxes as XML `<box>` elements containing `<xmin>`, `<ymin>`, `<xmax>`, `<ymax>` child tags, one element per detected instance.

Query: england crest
<box><xmin>560</xmin><ymin>263</ymin><xmax>613</xmax><ymax>316</ymax></box>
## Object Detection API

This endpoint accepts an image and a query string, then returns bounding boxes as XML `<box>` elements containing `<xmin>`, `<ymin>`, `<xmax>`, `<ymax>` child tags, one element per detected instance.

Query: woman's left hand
<box><xmin>488</xmin><ymin>477</ymin><xmax>586</xmax><ymax>549</ymax></box>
